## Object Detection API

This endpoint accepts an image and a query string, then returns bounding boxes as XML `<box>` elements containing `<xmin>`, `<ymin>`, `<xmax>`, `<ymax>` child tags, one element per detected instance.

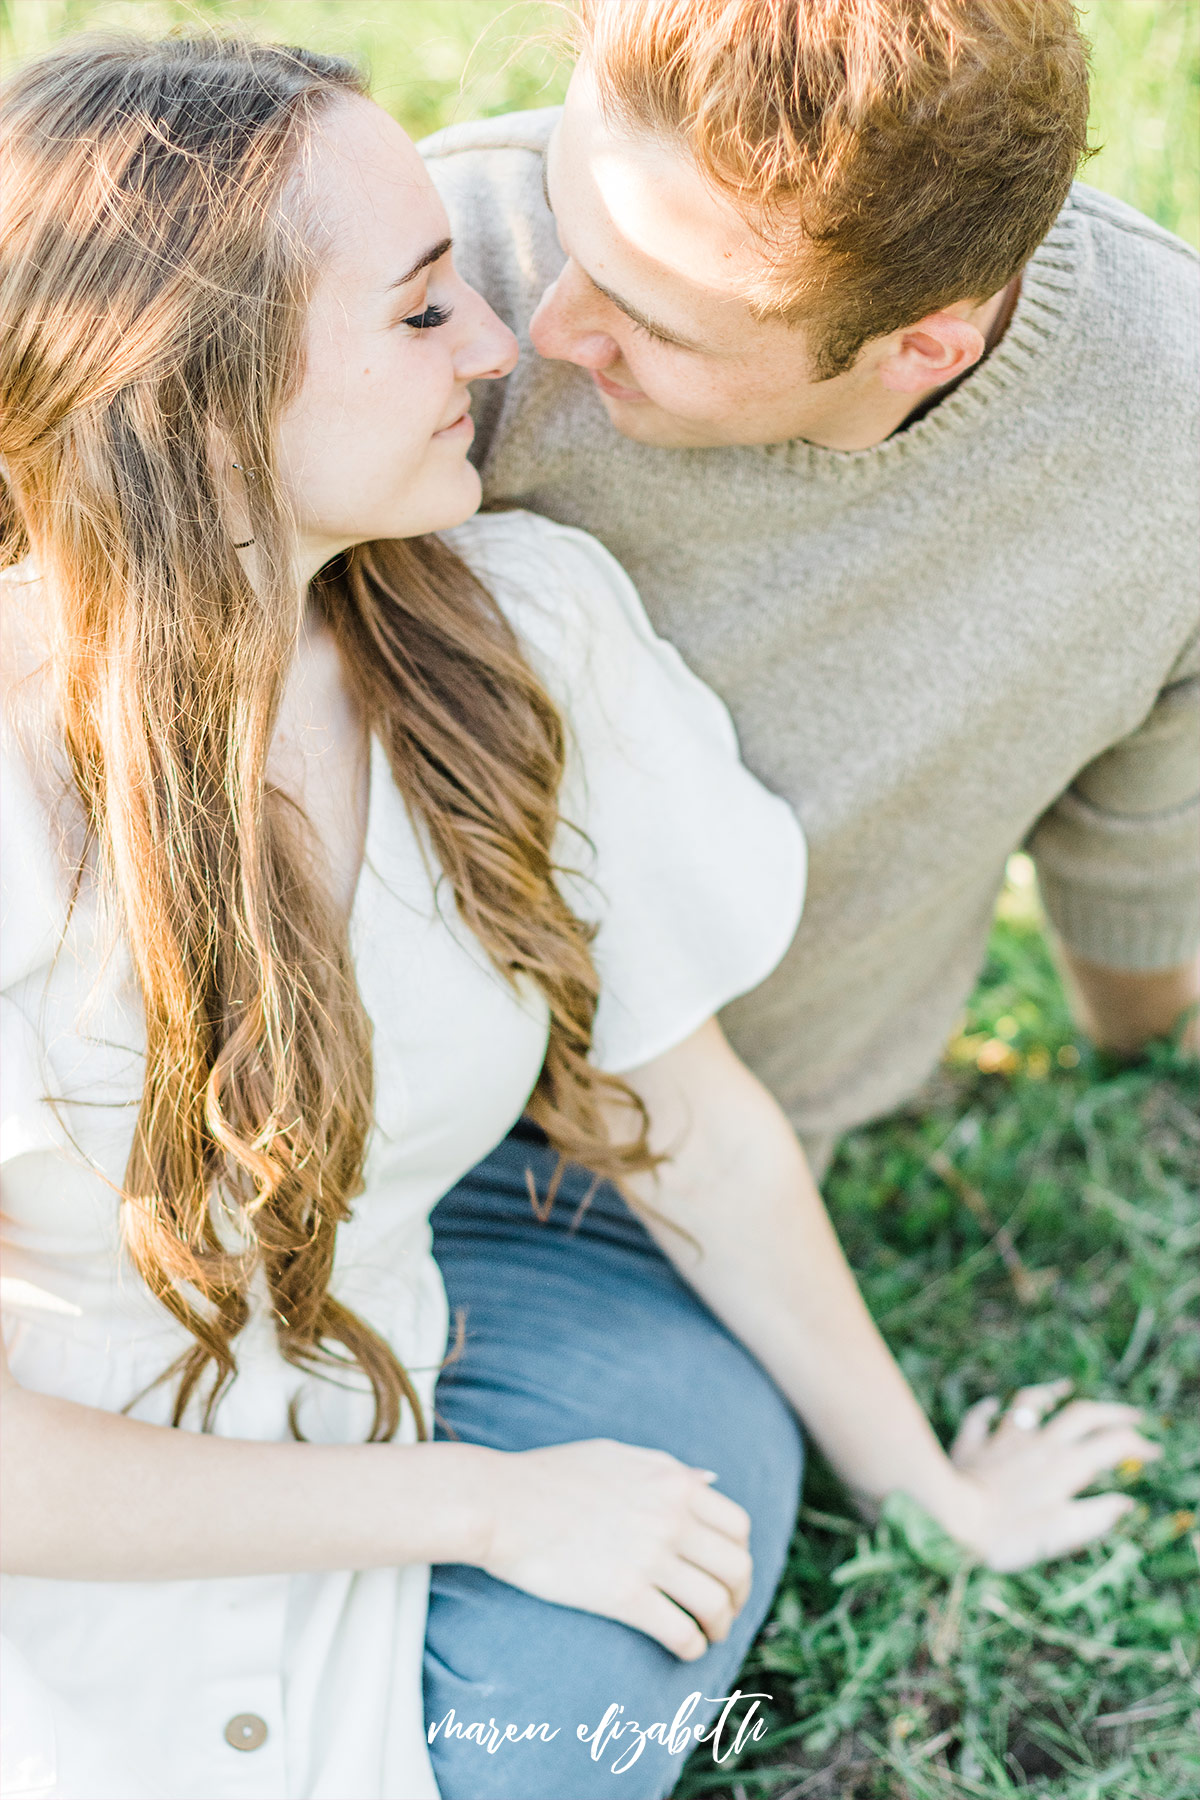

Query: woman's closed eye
<box><xmin>401</xmin><ymin>301</ymin><xmax>453</xmax><ymax>331</ymax></box>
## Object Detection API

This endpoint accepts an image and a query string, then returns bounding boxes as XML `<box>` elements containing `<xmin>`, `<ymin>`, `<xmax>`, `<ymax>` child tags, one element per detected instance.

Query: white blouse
<box><xmin>0</xmin><ymin>511</ymin><xmax>806</xmax><ymax>1800</ymax></box>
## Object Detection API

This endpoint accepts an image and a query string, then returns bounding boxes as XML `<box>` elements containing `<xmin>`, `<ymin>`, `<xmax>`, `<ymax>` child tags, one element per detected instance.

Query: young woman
<box><xmin>0</xmin><ymin>36</ymin><xmax>1158</xmax><ymax>1800</ymax></box>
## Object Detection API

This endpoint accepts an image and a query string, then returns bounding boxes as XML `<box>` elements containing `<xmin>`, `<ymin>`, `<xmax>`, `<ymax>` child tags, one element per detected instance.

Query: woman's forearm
<box><xmin>1</xmin><ymin>1369</ymin><xmax>496</xmax><ymax>1580</ymax></box>
<box><xmin>1</xmin><ymin>1351</ymin><xmax>761</xmax><ymax>1660</ymax></box>
<box><xmin>619</xmin><ymin>1024</ymin><xmax>970</xmax><ymax>1528</ymax></box>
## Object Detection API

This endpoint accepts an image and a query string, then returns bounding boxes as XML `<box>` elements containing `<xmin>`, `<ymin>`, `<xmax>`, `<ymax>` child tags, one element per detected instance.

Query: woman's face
<box><xmin>274</xmin><ymin>96</ymin><xmax>517</xmax><ymax>572</ymax></box>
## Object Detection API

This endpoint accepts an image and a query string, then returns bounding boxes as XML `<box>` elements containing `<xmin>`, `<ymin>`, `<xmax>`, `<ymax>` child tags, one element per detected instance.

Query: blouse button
<box><xmin>224</xmin><ymin>1713</ymin><xmax>269</xmax><ymax>1752</ymax></box>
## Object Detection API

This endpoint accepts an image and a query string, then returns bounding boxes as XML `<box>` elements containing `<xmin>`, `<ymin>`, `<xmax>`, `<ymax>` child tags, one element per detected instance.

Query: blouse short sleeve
<box><xmin>442</xmin><ymin>512</ymin><xmax>806</xmax><ymax>1073</ymax></box>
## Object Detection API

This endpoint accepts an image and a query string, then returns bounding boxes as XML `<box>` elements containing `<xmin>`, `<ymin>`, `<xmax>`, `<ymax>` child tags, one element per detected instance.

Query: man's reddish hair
<box><xmin>577</xmin><ymin>0</ymin><xmax>1091</xmax><ymax>375</ymax></box>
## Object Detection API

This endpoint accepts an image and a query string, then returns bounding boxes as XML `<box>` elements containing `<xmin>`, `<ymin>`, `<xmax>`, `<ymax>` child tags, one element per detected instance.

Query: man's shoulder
<box><xmin>420</xmin><ymin>108</ymin><xmax>562</xmax><ymax>324</ymax></box>
<box><xmin>1066</xmin><ymin>181</ymin><xmax>1198</xmax><ymax>269</ymax></box>
<box><xmin>1055</xmin><ymin>183</ymin><xmax>1199</xmax><ymax>418</ymax></box>
<box><xmin>419</xmin><ymin>105</ymin><xmax>559</xmax><ymax>165</ymax></box>
<box><xmin>1066</xmin><ymin>183</ymin><xmax>1198</xmax><ymax>349</ymax></box>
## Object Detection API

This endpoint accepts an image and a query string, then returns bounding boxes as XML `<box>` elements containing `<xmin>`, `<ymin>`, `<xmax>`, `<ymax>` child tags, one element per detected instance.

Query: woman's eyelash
<box><xmin>402</xmin><ymin>302</ymin><xmax>453</xmax><ymax>331</ymax></box>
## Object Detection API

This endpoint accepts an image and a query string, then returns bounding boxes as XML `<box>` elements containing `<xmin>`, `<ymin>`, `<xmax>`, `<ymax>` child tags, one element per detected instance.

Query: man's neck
<box><xmin>896</xmin><ymin>273</ymin><xmax>1023</xmax><ymax>435</ymax></box>
<box><xmin>791</xmin><ymin>273</ymin><xmax>1025</xmax><ymax>452</ymax></box>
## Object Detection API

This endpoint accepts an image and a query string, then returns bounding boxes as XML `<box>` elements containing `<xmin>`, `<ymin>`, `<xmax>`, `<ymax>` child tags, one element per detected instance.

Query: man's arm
<box><xmin>1059</xmin><ymin>947</ymin><xmax>1199</xmax><ymax>1054</ymax></box>
<box><xmin>1028</xmin><ymin>636</ymin><xmax>1200</xmax><ymax>1048</ymax></box>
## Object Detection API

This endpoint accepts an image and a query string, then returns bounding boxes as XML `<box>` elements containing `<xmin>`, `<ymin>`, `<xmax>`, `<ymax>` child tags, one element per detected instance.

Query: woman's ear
<box><xmin>206</xmin><ymin>421</ymin><xmax>257</xmax><ymax>553</ymax></box>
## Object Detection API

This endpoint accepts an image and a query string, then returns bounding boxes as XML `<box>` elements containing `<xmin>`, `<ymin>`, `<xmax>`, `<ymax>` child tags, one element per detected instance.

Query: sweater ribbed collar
<box><xmin>760</xmin><ymin>198</ymin><xmax>1083</xmax><ymax>478</ymax></box>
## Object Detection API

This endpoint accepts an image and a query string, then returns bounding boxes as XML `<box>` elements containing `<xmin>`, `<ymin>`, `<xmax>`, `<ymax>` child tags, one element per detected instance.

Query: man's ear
<box><xmin>875</xmin><ymin>311</ymin><xmax>987</xmax><ymax>395</ymax></box>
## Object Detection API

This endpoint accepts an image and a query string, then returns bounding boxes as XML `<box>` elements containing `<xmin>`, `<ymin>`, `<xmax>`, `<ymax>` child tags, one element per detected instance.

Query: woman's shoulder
<box><xmin>1</xmin><ymin>560</ymin><xmax>55</xmax><ymax>714</ymax></box>
<box><xmin>439</xmin><ymin>509</ymin><xmax>737</xmax><ymax>745</ymax></box>
<box><xmin>0</xmin><ymin>563</ymin><xmax>78</xmax><ymax>993</ymax></box>
<box><xmin>1</xmin><ymin>556</ymin><xmax>49</xmax><ymax>660</ymax></box>
<box><xmin>440</xmin><ymin>504</ymin><xmax>607</xmax><ymax>581</ymax></box>
<box><xmin>439</xmin><ymin>519</ymin><xmax>807</xmax><ymax>1075</ymax></box>
<box><xmin>440</xmin><ymin>509</ymin><xmax>660</xmax><ymax>669</ymax></box>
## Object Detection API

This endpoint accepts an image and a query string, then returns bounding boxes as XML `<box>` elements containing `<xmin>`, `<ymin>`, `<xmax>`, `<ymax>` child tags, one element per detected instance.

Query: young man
<box><xmin>423</xmin><ymin>0</ymin><xmax>1199</xmax><ymax>1174</ymax></box>
<box><xmin>414</xmin><ymin>22</ymin><xmax>1187</xmax><ymax>1777</ymax></box>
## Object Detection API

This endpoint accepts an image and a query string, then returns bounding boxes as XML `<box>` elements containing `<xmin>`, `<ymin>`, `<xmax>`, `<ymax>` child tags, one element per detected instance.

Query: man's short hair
<box><xmin>577</xmin><ymin>0</ymin><xmax>1092</xmax><ymax>377</ymax></box>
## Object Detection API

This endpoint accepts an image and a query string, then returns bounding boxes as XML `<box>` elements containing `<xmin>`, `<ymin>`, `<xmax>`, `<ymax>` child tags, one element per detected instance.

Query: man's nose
<box><xmin>530</xmin><ymin>268</ymin><xmax>620</xmax><ymax>371</ymax></box>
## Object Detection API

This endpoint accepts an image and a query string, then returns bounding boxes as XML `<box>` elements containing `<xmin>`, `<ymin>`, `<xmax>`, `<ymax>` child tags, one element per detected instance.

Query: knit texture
<box><xmin>424</xmin><ymin>109</ymin><xmax>1200</xmax><ymax>1143</ymax></box>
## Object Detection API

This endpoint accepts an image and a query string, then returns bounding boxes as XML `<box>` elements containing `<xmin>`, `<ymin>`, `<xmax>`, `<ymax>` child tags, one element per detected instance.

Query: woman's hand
<box><xmin>478</xmin><ymin>1438</ymin><xmax>753</xmax><ymax>1660</ymax></box>
<box><xmin>942</xmin><ymin>1379</ymin><xmax>1162</xmax><ymax>1570</ymax></box>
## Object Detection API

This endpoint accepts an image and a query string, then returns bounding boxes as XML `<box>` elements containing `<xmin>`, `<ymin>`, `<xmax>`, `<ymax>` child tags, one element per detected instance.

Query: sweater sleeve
<box><xmin>1026</xmin><ymin>627</ymin><xmax>1200</xmax><ymax>970</ymax></box>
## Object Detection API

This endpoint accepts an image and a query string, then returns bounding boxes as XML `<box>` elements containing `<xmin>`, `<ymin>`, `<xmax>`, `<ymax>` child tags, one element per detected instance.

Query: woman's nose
<box><xmin>457</xmin><ymin>291</ymin><xmax>519</xmax><ymax>383</ymax></box>
<box><xmin>530</xmin><ymin>269</ymin><xmax>620</xmax><ymax>372</ymax></box>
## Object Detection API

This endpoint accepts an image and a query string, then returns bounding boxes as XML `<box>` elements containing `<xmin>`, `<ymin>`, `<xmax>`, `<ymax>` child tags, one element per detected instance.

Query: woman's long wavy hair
<box><xmin>0</xmin><ymin>34</ymin><xmax>655</xmax><ymax>1440</ymax></box>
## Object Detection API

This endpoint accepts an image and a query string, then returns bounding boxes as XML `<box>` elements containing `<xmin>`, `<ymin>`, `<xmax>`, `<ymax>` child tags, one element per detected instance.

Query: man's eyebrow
<box><xmin>541</xmin><ymin>152</ymin><xmax>706</xmax><ymax>352</ymax></box>
<box><xmin>387</xmin><ymin>236</ymin><xmax>453</xmax><ymax>289</ymax></box>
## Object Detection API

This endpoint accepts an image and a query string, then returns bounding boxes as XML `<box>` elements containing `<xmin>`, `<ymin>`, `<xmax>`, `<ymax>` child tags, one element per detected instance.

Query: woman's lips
<box><xmin>433</xmin><ymin>409</ymin><xmax>474</xmax><ymax>439</ymax></box>
<box><xmin>591</xmin><ymin>368</ymin><xmax>646</xmax><ymax>403</ymax></box>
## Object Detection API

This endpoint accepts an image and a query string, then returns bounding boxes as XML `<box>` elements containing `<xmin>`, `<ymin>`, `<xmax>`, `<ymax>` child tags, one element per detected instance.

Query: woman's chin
<box><xmin>331</xmin><ymin>467</ymin><xmax>483</xmax><ymax>548</ymax></box>
<box><xmin>413</xmin><ymin>465</ymin><xmax>484</xmax><ymax>535</ymax></box>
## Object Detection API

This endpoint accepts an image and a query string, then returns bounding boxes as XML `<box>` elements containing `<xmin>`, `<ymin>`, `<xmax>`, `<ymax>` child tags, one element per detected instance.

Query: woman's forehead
<box><xmin>302</xmin><ymin>94</ymin><xmax>448</xmax><ymax>296</ymax></box>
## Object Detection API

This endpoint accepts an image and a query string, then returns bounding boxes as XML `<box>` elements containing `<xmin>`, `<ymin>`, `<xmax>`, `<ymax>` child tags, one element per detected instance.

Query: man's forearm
<box><xmin>1060</xmin><ymin>948</ymin><xmax>1200</xmax><ymax>1055</ymax></box>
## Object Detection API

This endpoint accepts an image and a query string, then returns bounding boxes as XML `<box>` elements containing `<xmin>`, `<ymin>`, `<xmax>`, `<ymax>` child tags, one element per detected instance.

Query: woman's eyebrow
<box><xmin>387</xmin><ymin>236</ymin><xmax>453</xmax><ymax>289</ymax></box>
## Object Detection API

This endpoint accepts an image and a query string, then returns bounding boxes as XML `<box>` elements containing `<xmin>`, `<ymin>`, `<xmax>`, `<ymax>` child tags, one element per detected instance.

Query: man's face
<box><xmin>530</xmin><ymin>68</ymin><xmax>881</xmax><ymax>450</ymax></box>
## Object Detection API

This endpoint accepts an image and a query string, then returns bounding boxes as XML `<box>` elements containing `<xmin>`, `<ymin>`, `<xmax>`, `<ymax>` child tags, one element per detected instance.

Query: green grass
<box><xmin>0</xmin><ymin>1</ymin><xmax>572</xmax><ymax>137</ymax></box>
<box><xmin>2</xmin><ymin>4</ymin><xmax>1196</xmax><ymax>1796</ymax></box>
<box><xmin>1080</xmin><ymin>0</ymin><xmax>1200</xmax><ymax>245</ymax></box>
<box><xmin>673</xmin><ymin>863</ymin><xmax>1199</xmax><ymax>1799</ymax></box>
<box><xmin>1</xmin><ymin>1</ymin><xmax>1197</xmax><ymax>245</ymax></box>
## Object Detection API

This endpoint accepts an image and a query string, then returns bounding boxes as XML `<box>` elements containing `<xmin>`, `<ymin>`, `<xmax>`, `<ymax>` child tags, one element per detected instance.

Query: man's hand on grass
<box><xmin>944</xmin><ymin>1378</ymin><xmax>1162</xmax><ymax>1571</ymax></box>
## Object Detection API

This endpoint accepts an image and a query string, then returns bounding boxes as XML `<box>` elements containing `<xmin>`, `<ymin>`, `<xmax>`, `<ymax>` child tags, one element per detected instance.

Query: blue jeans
<box><xmin>424</xmin><ymin>1125</ymin><xmax>804</xmax><ymax>1800</ymax></box>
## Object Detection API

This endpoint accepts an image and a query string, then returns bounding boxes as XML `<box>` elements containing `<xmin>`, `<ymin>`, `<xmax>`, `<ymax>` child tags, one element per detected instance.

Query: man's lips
<box><xmin>591</xmin><ymin>368</ymin><xmax>646</xmax><ymax>403</ymax></box>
